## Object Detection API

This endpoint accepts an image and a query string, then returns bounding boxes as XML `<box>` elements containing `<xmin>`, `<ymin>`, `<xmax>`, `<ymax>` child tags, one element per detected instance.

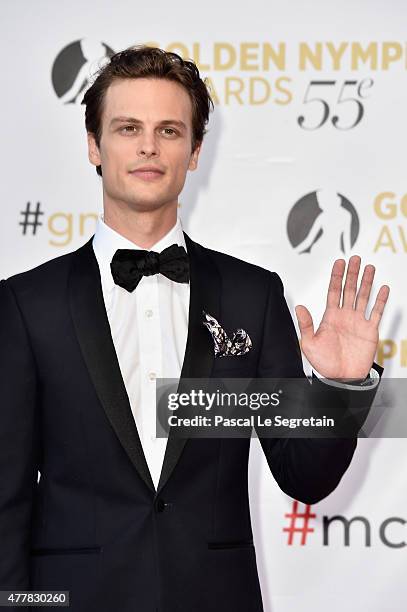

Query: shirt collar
<box><xmin>92</xmin><ymin>213</ymin><xmax>188</xmax><ymax>295</ymax></box>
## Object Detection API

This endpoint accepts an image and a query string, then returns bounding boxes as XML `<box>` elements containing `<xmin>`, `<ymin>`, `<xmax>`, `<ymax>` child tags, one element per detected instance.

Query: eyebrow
<box><xmin>109</xmin><ymin>116</ymin><xmax>187</xmax><ymax>130</ymax></box>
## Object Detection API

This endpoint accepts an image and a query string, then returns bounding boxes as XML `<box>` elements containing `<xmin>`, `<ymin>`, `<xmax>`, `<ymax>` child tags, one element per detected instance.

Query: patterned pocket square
<box><xmin>202</xmin><ymin>310</ymin><xmax>252</xmax><ymax>357</ymax></box>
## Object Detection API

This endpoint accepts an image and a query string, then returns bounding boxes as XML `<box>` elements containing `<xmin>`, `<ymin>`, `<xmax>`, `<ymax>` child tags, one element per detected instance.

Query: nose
<box><xmin>136</xmin><ymin>129</ymin><xmax>159</xmax><ymax>158</ymax></box>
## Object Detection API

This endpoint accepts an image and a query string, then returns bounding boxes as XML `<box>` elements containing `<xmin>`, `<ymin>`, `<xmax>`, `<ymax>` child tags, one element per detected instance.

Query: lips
<box><xmin>130</xmin><ymin>166</ymin><xmax>165</xmax><ymax>180</ymax></box>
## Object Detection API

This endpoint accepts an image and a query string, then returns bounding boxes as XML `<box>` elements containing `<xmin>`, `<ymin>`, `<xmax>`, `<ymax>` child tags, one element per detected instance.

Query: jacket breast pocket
<box><xmin>212</xmin><ymin>358</ymin><xmax>255</xmax><ymax>376</ymax></box>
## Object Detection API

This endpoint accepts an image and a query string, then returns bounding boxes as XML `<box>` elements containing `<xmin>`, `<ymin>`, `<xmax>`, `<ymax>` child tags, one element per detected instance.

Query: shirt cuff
<box><xmin>312</xmin><ymin>367</ymin><xmax>380</xmax><ymax>391</ymax></box>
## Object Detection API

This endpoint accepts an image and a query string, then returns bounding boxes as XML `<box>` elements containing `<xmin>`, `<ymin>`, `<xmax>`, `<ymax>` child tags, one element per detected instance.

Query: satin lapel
<box><xmin>68</xmin><ymin>236</ymin><xmax>155</xmax><ymax>494</ymax></box>
<box><xmin>156</xmin><ymin>232</ymin><xmax>221</xmax><ymax>495</ymax></box>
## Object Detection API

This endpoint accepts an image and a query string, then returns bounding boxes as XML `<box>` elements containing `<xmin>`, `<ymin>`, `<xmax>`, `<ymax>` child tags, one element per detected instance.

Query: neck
<box><xmin>102</xmin><ymin>203</ymin><xmax>179</xmax><ymax>249</ymax></box>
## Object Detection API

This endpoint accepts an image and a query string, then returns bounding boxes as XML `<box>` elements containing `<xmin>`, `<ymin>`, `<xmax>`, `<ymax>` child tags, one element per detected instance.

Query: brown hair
<box><xmin>81</xmin><ymin>45</ymin><xmax>214</xmax><ymax>176</ymax></box>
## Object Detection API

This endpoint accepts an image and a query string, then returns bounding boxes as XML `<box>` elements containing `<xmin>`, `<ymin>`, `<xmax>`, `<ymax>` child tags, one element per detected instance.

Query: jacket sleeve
<box><xmin>255</xmin><ymin>271</ymin><xmax>382</xmax><ymax>505</ymax></box>
<box><xmin>0</xmin><ymin>279</ymin><xmax>40</xmax><ymax>588</ymax></box>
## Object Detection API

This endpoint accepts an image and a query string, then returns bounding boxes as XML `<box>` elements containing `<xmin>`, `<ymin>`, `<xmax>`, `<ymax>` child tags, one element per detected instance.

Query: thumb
<box><xmin>295</xmin><ymin>305</ymin><xmax>314</xmax><ymax>343</ymax></box>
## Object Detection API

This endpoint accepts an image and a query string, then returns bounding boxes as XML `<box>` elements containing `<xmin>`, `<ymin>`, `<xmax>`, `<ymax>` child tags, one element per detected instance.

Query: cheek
<box><xmin>173</xmin><ymin>148</ymin><xmax>194</xmax><ymax>174</ymax></box>
<box><xmin>101</xmin><ymin>139</ymin><xmax>129</xmax><ymax>166</ymax></box>
<box><xmin>173</xmin><ymin>162</ymin><xmax>190</xmax><ymax>186</ymax></box>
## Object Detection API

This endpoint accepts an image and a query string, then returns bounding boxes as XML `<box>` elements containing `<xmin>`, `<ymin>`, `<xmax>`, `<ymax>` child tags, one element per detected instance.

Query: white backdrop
<box><xmin>1</xmin><ymin>1</ymin><xmax>406</xmax><ymax>610</ymax></box>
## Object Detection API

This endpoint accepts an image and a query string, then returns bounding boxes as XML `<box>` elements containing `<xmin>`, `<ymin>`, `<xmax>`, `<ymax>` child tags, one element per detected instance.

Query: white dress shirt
<box><xmin>92</xmin><ymin>214</ymin><xmax>378</xmax><ymax>489</ymax></box>
<box><xmin>93</xmin><ymin>214</ymin><xmax>189</xmax><ymax>489</ymax></box>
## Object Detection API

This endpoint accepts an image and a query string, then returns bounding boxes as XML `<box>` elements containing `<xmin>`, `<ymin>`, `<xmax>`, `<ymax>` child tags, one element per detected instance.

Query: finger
<box><xmin>295</xmin><ymin>305</ymin><xmax>314</xmax><ymax>342</ymax></box>
<box><xmin>355</xmin><ymin>264</ymin><xmax>375</xmax><ymax>316</ymax></box>
<box><xmin>326</xmin><ymin>259</ymin><xmax>346</xmax><ymax>308</ymax></box>
<box><xmin>342</xmin><ymin>255</ymin><xmax>361</xmax><ymax>309</ymax></box>
<box><xmin>369</xmin><ymin>285</ymin><xmax>390</xmax><ymax>326</ymax></box>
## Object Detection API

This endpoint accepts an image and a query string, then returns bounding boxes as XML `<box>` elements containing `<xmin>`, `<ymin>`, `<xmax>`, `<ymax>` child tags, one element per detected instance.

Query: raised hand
<box><xmin>294</xmin><ymin>255</ymin><xmax>390</xmax><ymax>379</ymax></box>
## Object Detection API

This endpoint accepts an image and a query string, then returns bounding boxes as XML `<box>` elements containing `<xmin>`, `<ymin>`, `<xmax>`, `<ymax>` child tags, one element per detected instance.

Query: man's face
<box><xmin>87</xmin><ymin>77</ymin><xmax>201</xmax><ymax>213</ymax></box>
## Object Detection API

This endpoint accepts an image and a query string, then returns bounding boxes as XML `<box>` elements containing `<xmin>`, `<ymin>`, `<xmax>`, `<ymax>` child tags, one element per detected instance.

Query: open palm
<box><xmin>295</xmin><ymin>256</ymin><xmax>390</xmax><ymax>380</ymax></box>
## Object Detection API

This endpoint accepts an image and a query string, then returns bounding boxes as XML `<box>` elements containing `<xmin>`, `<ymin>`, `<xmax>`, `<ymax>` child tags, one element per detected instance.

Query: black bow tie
<box><xmin>110</xmin><ymin>243</ymin><xmax>189</xmax><ymax>292</ymax></box>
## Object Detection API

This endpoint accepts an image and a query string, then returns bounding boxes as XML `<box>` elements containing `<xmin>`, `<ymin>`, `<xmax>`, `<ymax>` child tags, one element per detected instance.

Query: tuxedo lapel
<box><xmin>68</xmin><ymin>232</ymin><xmax>221</xmax><ymax>497</ymax></box>
<box><xmin>156</xmin><ymin>232</ymin><xmax>221</xmax><ymax>494</ymax></box>
<box><xmin>69</xmin><ymin>236</ymin><xmax>156</xmax><ymax>494</ymax></box>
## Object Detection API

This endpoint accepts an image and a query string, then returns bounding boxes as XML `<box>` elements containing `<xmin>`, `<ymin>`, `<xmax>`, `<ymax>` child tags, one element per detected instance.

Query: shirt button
<box><xmin>145</xmin><ymin>309</ymin><xmax>153</xmax><ymax>318</ymax></box>
<box><xmin>148</xmin><ymin>371</ymin><xmax>157</xmax><ymax>381</ymax></box>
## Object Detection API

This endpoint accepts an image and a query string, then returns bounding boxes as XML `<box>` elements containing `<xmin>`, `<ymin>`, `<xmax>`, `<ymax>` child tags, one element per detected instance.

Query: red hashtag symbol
<box><xmin>283</xmin><ymin>500</ymin><xmax>316</xmax><ymax>545</ymax></box>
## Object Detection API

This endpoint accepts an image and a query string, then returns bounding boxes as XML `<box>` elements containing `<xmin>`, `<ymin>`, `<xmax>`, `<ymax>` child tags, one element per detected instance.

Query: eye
<box><xmin>161</xmin><ymin>127</ymin><xmax>178</xmax><ymax>136</ymax></box>
<box><xmin>121</xmin><ymin>125</ymin><xmax>138</xmax><ymax>134</ymax></box>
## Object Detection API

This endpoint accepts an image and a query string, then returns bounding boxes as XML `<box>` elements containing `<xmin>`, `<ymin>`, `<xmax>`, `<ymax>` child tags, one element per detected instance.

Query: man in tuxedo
<box><xmin>0</xmin><ymin>46</ymin><xmax>389</xmax><ymax>611</ymax></box>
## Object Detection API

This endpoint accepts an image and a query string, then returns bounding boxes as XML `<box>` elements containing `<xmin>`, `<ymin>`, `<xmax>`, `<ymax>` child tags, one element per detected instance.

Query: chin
<box><xmin>131</xmin><ymin>189</ymin><xmax>179</xmax><ymax>209</ymax></box>
<box><xmin>127</xmin><ymin>197</ymin><xmax>170</xmax><ymax>212</ymax></box>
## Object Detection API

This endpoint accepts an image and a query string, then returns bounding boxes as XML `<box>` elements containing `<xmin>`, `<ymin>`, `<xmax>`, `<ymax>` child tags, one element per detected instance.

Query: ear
<box><xmin>188</xmin><ymin>141</ymin><xmax>202</xmax><ymax>171</ymax></box>
<box><xmin>87</xmin><ymin>132</ymin><xmax>101</xmax><ymax>167</ymax></box>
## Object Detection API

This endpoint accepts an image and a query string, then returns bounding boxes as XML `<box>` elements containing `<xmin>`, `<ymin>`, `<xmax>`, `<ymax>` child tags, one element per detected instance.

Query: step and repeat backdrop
<box><xmin>1</xmin><ymin>1</ymin><xmax>406</xmax><ymax>611</ymax></box>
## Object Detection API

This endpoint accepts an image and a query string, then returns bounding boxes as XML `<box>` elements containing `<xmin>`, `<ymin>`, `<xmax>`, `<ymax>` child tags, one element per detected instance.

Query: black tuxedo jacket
<box><xmin>0</xmin><ymin>232</ymin><xmax>382</xmax><ymax>612</ymax></box>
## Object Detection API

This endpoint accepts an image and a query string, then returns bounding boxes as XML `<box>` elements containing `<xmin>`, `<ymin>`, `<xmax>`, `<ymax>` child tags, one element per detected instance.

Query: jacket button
<box><xmin>155</xmin><ymin>498</ymin><xmax>166</xmax><ymax>513</ymax></box>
